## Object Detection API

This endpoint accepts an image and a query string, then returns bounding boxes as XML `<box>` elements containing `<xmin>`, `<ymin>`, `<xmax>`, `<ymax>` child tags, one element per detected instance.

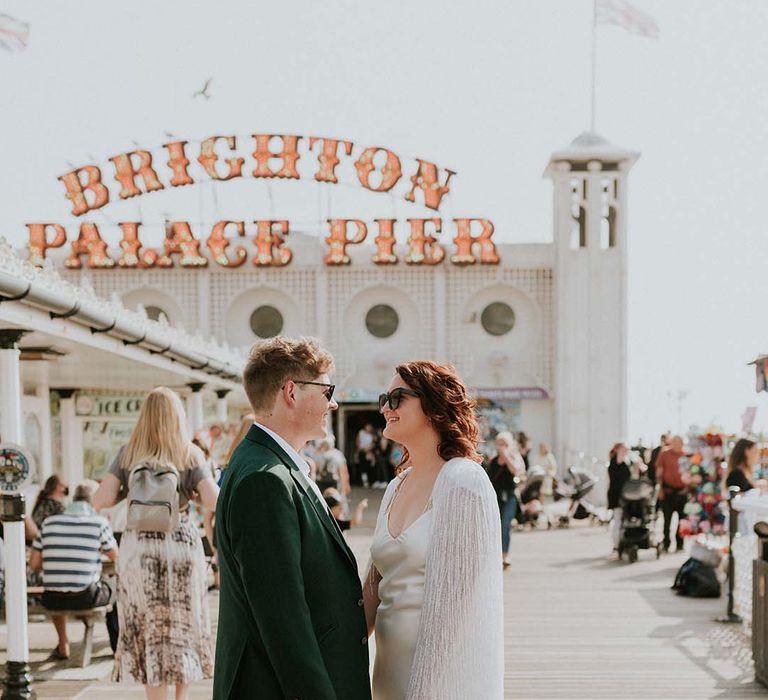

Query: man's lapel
<box><xmin>246</xmin><ymin>424</ymin><xmax>357</xmax><ymax>570</ymax></box>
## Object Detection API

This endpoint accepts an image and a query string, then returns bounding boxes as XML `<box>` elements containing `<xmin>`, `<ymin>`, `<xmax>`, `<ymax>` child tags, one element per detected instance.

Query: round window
<box><xmin>481</xmin><ymin>302</ymin><xmax>515</xmax><ymax>336</ymax></box>
<box><xmin>145</xmin><ymin>305</ymin><xmax>167</xmax><ymax>322</ymax></box>
<box><xmin>365</xmin><ymin>304</ymin><xmax>399</xmax><ymax>338</ymax></box>
<box><xmin>250</xmin><ymin>305</ymin><xmax>284</xmax><ymax>338</ymax></box>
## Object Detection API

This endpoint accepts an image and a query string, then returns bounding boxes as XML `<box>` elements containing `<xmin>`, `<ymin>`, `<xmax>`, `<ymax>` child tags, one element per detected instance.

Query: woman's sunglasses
<box><xmin>378</xmin><ymin>388</ymin><xmax>420</xmax><ymax>412</ymax></box>
<box><xmin>293</xmin><ymin>380</ymin><xmax>335</xmax><ymax>401</ymax></box>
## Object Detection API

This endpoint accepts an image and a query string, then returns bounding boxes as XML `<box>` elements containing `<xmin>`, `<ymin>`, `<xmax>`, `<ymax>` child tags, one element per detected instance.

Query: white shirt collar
<box><xmin>253</xmin><ymin>421</ymin><xmax>310</xmax><ymax>478</ymax></box>
<box><xmin>253</xmin><ymin>421</ymin><xmax>330</xmax><ymax>512</ymax></box>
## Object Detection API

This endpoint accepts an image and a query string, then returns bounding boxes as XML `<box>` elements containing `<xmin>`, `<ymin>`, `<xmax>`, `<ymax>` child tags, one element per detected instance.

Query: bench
<box><xmin>27</xmin><ymin>587</ymin><xmax>112</xmax><ymax>667</ymax></box>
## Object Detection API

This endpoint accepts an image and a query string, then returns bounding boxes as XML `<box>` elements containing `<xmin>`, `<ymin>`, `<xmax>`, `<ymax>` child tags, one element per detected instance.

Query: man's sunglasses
<box><xmin>378</xmin><ymin>388</ymin><xmax>420</xmax><ymax>412</ymax></box>
<box><xmin>292</xmin><ymin>380</ymin><xmax>335</xmax><ymax>401</ymax></box>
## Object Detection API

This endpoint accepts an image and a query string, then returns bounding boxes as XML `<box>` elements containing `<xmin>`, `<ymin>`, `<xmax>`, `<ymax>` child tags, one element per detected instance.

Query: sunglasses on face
<box><xmin>292</xmin><ymin>380</ymin><xmax>335</xmax><ymax>401</ymax></box>
<box><xmin>378</xmin><ymin>388</ymin><xmax>420</xmax><ymax>412</ymax></box>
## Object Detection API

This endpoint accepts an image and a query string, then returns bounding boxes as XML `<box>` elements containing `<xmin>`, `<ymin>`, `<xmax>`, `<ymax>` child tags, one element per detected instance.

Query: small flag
<box><xmin>742</xmin><ymin>406</ymin><xmax>758</xmax><ymax>435</ymax></box>
<box><xmin>0</xmin><ymin>13</ymin><xmax>29</xmax><ymax>52</ymax></box>
<box><xmin>595</xmin><ymin>0</ymin><xmax>659</xmax><ymax>38</ymax></box>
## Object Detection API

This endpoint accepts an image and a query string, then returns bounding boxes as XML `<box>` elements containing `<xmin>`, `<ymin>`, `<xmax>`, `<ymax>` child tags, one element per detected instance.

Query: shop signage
<box><xmin>75</xmin><ymin>393</ymin><xmax>144</xmax><ymax>418</ymax></box>
<box><xmin>25</xmin><ymin>133</ymin><xmax>499</xmax><ymax>269</ymax></box>
<box><xmin>471</xmin><ymin>387</ymin><xmax>550</xmax><ymax>401</ymax></box>
<box><xmin>336</xmin><ymin>387</ymin><xmax>382</xmax><ymax>404</ymax></box>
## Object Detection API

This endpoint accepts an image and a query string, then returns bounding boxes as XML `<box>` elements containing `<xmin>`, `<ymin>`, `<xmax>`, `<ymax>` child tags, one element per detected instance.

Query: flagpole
<box><xmin>591</xmin><ymin>0</ymin><xmax>597</xmax><ymax>132</ymax></box>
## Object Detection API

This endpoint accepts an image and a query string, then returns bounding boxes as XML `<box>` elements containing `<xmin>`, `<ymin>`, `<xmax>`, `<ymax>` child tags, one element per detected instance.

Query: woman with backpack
<box><xmin>94</xmin><ymin>387</ymin><xmax>219</xmax><ymax>700</ymax></box>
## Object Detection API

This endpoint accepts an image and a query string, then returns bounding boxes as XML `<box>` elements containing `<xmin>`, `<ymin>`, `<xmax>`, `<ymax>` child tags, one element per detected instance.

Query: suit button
<box><xmin>357</xmin><ymin>598</ymin><xmax>364</xmax><ymax>607</ymax></box>
<box><xmin>361</xmin><ymin>636</ymin><xmax>368</xmax><ymax>645</ymax></box>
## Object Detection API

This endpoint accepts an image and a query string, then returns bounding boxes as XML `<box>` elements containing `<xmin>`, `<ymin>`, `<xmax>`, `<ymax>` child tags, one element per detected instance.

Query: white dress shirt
<box><xmin>253</xmin><ymin>422</ymin><xmax>329</xmax><ymax>511</ymax></box>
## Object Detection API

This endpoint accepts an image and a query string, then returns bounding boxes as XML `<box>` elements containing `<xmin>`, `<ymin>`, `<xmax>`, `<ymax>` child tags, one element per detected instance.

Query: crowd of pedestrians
<box><xmin>606</xmin><ymin>433</ymin><xmax>767</xmax><ymax>558</ymax></box>
<box><xmin>14</xmin><ymin>342</ymin><xmax>768</xmax><ymax>699</ymax></box>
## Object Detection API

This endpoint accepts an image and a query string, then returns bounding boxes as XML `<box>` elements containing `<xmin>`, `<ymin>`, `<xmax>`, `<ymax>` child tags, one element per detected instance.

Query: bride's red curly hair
<box><xmin>394</xmin><ymin>360</ymin><xmax>481</xmax><ymax>468</ymax></box>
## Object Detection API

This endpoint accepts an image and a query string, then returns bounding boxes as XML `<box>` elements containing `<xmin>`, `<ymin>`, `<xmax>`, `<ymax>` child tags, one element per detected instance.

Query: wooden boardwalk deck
<box><xmin>4</xmin><ymin>490</ymin><xmax>766</xmax><ymax>698</ymax></box>
<box><xmin>502</xmin><ymin>524</ymin><xmax>763</xmax><ymax>699</ymax></box>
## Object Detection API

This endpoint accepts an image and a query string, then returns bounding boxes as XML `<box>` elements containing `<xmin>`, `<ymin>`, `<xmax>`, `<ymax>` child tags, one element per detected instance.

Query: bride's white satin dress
<box><xmin>370</xmin><ymin>507</ymin><xmax>433</xmax><ymax>700</ymax></box>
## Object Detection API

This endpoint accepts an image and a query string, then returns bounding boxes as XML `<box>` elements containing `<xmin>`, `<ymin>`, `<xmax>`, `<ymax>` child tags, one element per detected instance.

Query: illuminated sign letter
<box><xmin>65</xmin><ymin>223</ymin><xmax>115</xmax><ymax>269</ymax></box>
<box><xmin>207</xmin><ymin>221</ymin><xmax>247</xmax><ymax>267</ymax></box>
<box><xmin>451</xmin><ymin>218</ymin><xmax>499</xmax><ymax>265</ymax></box>
<box><xmin>58</xmin><ymin>166</ymin><xmax>110</xmax><ymax>216</ymax></box>
<box><xmin>406</xmin><ymin>218</ymin><xmax>445</xmax><ymax>265</ymax></box>
<box><xmin>354</xmin><ymin>147</ymin><xmax>402</xmax><ymax>192</ymax></box>
<box><xmin>156</xmin><ymin>222</ymin><xmax>208</xmax><ymax>267</ymax></box>
<box><xmin>324</xmin><ymin>219</ymin><xmax>367</xmax><ymax>265</ymax></box>
<box><xmin>373</xmin><ymin>219</ymin><xmax>398</xmax><ymax>265</ymax></box>
<box><xmin>404</xmin><ymin>160</ymin><xmax>455</xmax><ymax>211</ymax></box>
<box><xmin>109</xmin><ymin>151</ymin><xmax>165</xmax><ymax>200</ymax></box>
<box><xmin>198</xmin><ymin>136</ymin><xmax>244</xmax><ymax>181</ymax></box>
<box><xmin>252</xmin><ymin>135</ymin><xmax>302</xmax><ymax>179</ymax></box>
<box><xmin>309</xmin><ymin>137</ymin><xmax>353</xmax><ymax>183</ymax></box>
<box><xmin>163</xmin><ymin>141</ymin><xmax>195</xmax><ymax>187</ymax></box>
<box><xmin>26</xmin><ymin>224</ymin><xmax>67</xmax><ymax>266</ymax></box>
<box><xmin>252</xmin><ymin>221</ymin><xmax>292</xmax><ymax>267</ymax></box>
<box><xmin>116</xmin><ymin>222</ymin><xmax>157</xmax><ymax>268</ymax></box>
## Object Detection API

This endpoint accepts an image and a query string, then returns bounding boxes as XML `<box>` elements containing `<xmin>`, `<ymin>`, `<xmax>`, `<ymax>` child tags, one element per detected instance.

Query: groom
<box><xmin>213</xmin><ymin>337</ymin><xmax>371</xmax><ymax>700</ymax></box>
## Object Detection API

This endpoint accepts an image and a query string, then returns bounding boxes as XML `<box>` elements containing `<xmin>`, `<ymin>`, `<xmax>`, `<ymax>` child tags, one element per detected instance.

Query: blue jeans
<box><xmin>499</xmin><ymin>495</ymin><xmax>518</xmax><ymax>554</ymax></box>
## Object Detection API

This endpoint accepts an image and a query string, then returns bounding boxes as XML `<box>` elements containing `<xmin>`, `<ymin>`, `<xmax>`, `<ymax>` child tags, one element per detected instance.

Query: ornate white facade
<box><xmin>54</xmin><ymin>133</ymin><xmax>637</xmax><ymax>469</ymax></box>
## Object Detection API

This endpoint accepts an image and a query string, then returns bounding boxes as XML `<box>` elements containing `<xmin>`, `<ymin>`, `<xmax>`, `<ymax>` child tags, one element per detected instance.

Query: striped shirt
<box><xmin>31</xmin><ymin>511</ymin><xmax>117</xmax><ymax>592</ymax></box>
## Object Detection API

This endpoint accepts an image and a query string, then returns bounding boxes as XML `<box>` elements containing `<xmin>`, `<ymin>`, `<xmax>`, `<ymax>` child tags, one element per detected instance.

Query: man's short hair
<box><xmin>73</xmin><ymin>480</ymin><xmax>98</xmax><ymax>504</ymax></box>
<box><xmin>243</xmin><ymin>336</ymin><xmax>334</xmax><ymax>413</ymax></box>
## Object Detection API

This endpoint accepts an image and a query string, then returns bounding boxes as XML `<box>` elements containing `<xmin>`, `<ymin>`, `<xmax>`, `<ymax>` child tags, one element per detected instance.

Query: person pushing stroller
<box><xmin>607</xmin><ymin>443</ymin><xmax>656</xmax><ymax>559</ymax></box>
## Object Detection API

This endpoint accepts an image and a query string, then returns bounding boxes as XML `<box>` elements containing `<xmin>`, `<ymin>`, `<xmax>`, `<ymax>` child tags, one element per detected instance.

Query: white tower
<box><xmin>545</xmin><ymin>132</ymin><xmax>639</xmax><ymax>475</ymax></box>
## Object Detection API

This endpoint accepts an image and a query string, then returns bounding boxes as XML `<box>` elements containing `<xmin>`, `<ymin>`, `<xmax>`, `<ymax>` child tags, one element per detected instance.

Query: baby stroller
<box><xmin>517</xmin><ymin>469</ymin><xmax>546</xmax><ymax>528</ymax></box>
<box><xmin>617</xmin><ymin>478</ymin><xmax>661</xmax><ymax>563</ymax></box>
<box><xmin>549</xmin><ymin>466</ymin><xmax>603</xmax><ymax>528</ymax></box>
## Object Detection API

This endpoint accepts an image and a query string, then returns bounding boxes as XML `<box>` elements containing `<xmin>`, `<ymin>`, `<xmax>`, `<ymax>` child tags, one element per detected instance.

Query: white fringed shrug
<box><xmin>378</xmin><ymin>457</ymin><xmax>504</xmax><ymax>699</ymax></box>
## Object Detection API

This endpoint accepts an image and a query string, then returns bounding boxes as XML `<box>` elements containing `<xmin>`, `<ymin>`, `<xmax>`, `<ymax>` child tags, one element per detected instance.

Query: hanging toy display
<box><xmin>677</xmin><ymin>433</ymin><xmax>727</xmax><ymax>538</ymax></box>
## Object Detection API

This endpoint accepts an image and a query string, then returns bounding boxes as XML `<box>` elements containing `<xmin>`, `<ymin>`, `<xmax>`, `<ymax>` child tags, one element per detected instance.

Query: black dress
<box><xmin>607</xmin><ymin>458</ymin><xmax>631</xmax><ymax>510</ymax></box>
<box><xmin>487</xmin><ymin>457</ymin><xmax>518</xmax><ymax>504</ymax></box>
<box><xmin>725</xmin><ymin>468</ymin><xmax>754</xmax><ymax>493</ymax></box>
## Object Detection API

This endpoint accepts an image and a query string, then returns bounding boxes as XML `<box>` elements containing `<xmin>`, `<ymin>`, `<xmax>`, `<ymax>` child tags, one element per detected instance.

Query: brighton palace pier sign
<box><xmin>26</xmin><ymin>133</ymin><xmax>500</xmax><ymax>269</ymax></box>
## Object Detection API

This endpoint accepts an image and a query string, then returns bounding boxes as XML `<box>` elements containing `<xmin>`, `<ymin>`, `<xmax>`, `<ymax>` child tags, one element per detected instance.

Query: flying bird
<box><xmin>192</xmin><ymin>78</ymin><xmax>213</xmax><ymax>100</ymax></box>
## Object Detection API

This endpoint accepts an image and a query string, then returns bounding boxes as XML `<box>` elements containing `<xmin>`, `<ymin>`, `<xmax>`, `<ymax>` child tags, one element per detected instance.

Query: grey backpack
<box><xmin>126</xmin><ymin>461</ymin><xmax>180</xmax><ymax>532</ymax></box>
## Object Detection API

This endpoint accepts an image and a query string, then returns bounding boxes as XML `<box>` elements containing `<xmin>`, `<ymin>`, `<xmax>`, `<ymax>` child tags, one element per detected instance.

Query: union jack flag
<box><xmin>595</xmin><ymin>0</ymin><xmax>659</xmax><ymax>38</ymax></box>
<box><xmin>0</xmin><ymin>13</ymin><xmax>29</xmax><ymax>52</ymax></box>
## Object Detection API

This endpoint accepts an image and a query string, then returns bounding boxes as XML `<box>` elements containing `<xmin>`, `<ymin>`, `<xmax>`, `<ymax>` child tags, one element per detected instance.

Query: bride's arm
<box><xmin>362</xmin><ymin>562</ymin><xmax>382</xmax><ymax>636</ymax></box>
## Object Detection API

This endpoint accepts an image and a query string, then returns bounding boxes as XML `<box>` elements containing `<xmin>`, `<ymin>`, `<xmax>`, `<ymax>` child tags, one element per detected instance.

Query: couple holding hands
<box><xmin>213</xmin><ymin>337</ymin><xmax>503</xmax><ymax>700</ymax></box>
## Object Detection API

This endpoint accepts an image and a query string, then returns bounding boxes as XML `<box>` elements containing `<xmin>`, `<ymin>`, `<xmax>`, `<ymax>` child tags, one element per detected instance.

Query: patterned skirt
<box><xmin>112</xmin><ymin>514</ymin><xmax>213</xmax><ymax>685</ymax></box>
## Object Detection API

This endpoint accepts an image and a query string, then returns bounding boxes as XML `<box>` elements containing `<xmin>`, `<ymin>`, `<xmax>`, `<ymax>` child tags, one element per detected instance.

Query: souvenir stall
<box><xmin>677</xmin><ymin>432</ymin><xmax>727</xmax><ymax>539</ymax></box>
<box><xmin>731</xmin><ymin>356</ymin><xmax>768</xmax><ymax>634</ymax></box>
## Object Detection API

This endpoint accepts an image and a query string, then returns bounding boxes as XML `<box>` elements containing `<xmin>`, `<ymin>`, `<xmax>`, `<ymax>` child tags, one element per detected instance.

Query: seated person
<box><xmin>323</xmin><ymin>488</ymin><xmax>368</xmax><ymax>531</ymax></box>
<box><xmin>30</xmin><ymin>480</ymin><xmax>118</xmax><ymax>661</ymax></box>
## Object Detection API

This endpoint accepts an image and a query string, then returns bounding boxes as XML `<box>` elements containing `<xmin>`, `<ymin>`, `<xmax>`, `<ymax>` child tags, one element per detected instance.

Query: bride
<box><xmin>364</xmin><ymin>360</ymin><xmax>503</xmax><ymax>700</ymax></box>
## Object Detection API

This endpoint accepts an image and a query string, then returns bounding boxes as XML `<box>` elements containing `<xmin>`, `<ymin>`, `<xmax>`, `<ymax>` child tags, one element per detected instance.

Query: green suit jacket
<box><xmin>212</xmin><ymin>424</ymin><xmax>371</xmax><ymax>700</ymax></box>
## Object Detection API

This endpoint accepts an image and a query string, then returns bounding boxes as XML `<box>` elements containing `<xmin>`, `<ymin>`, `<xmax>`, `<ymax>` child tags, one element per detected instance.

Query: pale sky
<box><xmin>2</xmin><ymin>0</ymin><xmax>768</xmax><ymax>443</ymax></box>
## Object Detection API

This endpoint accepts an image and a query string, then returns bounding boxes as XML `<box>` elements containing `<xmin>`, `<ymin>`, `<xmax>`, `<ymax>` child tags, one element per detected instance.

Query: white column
<box><xmin>59</xmin><ymin>389</ymin><xmax>84</xmax><ymax>486</ymax></box>
<box><xmin>0</xmin><ymin>342</ymin><xmax>23</xmax><ymax>445</ymax></box>
<box><xmin>0</xmin><ymin>330</ymin><xmax>32</xmax><ymax>691</ymax></box>
<box><xmin>187</xmin><ymin>383</ymin><xmax>205</xmax><ymax>433</ymax></box>
<box><xmin>37</xmin><ymin>381</ymin><xmax>54</xmax><ymax>483</ymax></box>
<box><xmin>215</xmin><ymin>389</ymin><xmax>230</xmax><ymax>424</ymax></box>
